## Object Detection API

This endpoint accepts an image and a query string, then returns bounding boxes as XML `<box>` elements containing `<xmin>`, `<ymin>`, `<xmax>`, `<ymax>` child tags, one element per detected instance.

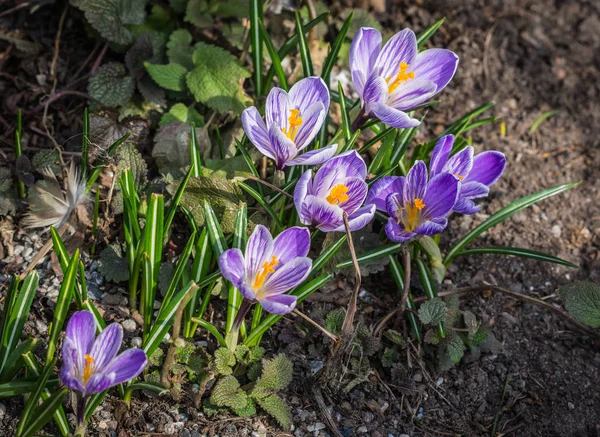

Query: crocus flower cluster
<box><xmin>294</xmin><ymin>151</ymin><xmax>375</xmax><ymax>232</ymax></box>
<box><xmin>61</xmin><ymin>311</ymin><xmax>147</xmax><ymax>397</ymax></box>
<box><xmin>219</xmin><ymin>225</ymin><xmax>312</xmax><ymax>315</ymax></box>
<box><xmin>242</xmin><ymin>77</ymin><xmax>336</xmax><ymax>169</ymax></box>
<box><xmin>350</xmin><ymin>27</ymin><xmax>459</xmax><ymax>128</ymax></box>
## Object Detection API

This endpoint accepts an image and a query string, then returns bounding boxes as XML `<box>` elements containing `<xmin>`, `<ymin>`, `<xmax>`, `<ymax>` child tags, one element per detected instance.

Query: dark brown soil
<box><xmin>1</xmin><ymin>0</ymin><xmax>599</xmax><ymax>437</ymax></box>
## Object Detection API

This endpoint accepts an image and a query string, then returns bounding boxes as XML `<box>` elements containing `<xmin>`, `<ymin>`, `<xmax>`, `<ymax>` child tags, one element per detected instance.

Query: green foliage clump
<box><xmin>97</xmin><ymin>244</ymin><xmax>130</xmax><ymax>283</ymax></box>
<box><xmin>559</xmin><ymin>281</ymin><xmax>600</xmax><ymax>328</ymax></box>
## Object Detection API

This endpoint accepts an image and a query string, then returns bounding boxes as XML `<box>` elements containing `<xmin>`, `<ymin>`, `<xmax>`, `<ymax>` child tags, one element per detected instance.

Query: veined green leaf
<box><xmin>294</xmin><ymin>11</ymin><xmax>313</xmax><ymax>77</ymax></box>
<box><xmin>46</xmin><ymin>250</ymin><xmax>79</xmax><ymax>363</ymax></box>
<box><xmin>444</xmin><ymin>182</ymin><xmax>579</xmax><ymax>265</ymax></box>
<box><xmin>454</xmin><ymin>246</ymin><xmax>578</xmax><ymax>268</ymax></box>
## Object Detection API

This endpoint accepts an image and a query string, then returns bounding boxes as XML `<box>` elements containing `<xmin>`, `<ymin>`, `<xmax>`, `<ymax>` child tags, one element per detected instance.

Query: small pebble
<box><xmin>131</xmin><ymin>337</ymin><xmax>143</xmax><ymax>348</ymax></box>
<box><xmin>568</xmin><ymin>402</ymin><xmax>575</xmax><ymax>409</ymax></box>
<box><xmin>35</xmin><ymin>320</ymin><xmax>48</xmax><ymax>334</ymax></box>
<box><xmin>357</xmin><ymin>426</ymin><xmax>368</xmax><ymax>434</ymax></box>
<box><xmin>122</xmin><ymin>319</ymin><xmax>137</xmax><ymax>332</ymax></box>
<box><xmin>164</xmin><ymin>422</ymin><xmax>176</xmax><ymax>435</ymax></box>
<box><xmin>22</xmin><ymin>247</ymin><xmax>33</xmax><ymax>258</ymax></box>
<box><xmin>0</xmin><ymin>403</ymin><xmax>6</xmax><ymax>419</ymax></box>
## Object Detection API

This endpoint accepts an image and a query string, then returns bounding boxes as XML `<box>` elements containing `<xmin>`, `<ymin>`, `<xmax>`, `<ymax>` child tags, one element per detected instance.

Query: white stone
<box><xmin>122</xmin><ymin>319</ymin><xmax>137</xmax><ymax>332</ymax></box>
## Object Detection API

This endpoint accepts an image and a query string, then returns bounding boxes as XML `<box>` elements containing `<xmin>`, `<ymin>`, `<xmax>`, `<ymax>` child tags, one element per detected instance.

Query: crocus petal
<box><xmin>261</xmin><ymin>257</ymin><xmax>312</xmax><ymax>296</ymax></box>
<box><xmin>302</xmin><ymin>195</ymin><xmax>344</xmax><ymax>231</ymax></box>
<box><xmin>294</xmin><ymin>170</ymin><xmax>313</xmax><ymax>222</ymax></box>
<box><xmin>362</xmin><ymin>76</ymin><xmax>388</xmax><ymax>111</ymax></box>
<box><xmin>102</xmin><ymin>348</ymin><xmax>148</xmax><ymax>385</ymax></box>
<box><xmin>293</xmin><ymin>102</ymin><xmax>326</xmax><ymax>151</ymax></box>
<box><xmin>385</xmin><ymin>217</ymin><xmax>415</xmax><ymax>243</ymax></box>
<box><xmin>422</xmin><ymin>173</ymin><xmax>459</xmax><ymax>219</ymax></box>
<box><xmin>257</xmin><ymin>294</ymin><xmax>297</xmax><ymax>315</ymax></box>
<box><xmin>83</xmin><ymin>373</ymin><xmax>114</xmax><ymax>395</ymax></box>
<box><xmin>337</xmin><ymin>177</ymin><xmax>368</xmax><ymax>215</ymax></box>
<box><xmin>366</xmin><ymin>176</ymin><xmax>405</xmax><ymax>211</ymax></box>
<box><xmin>429</xmin><ymin>135</ymin><xmax>455</xmax><ymax>177</ymax></box>
<box><xmin>272</xmin><ymin>226</ymin><xmax>311</xmax><ymax>265</ymax></box>
<box><xmin>350</xmin><ymin>27</ymin><xmax>382</xmax><ymax>100</ymax></box>
<box><xmin>414</xmin><ymin>218</ymin><xmax>448</xmax><ymax>236</ymax></box>
<box><xmin>387</xmin><ymin>78</ymin><xmax>437</xmax><ymax>111</ymax></box>
<box><xmin>245</xmin><ymin>225</ymin><xmax>274</xmax><ymax>282</ymax></box>
<box><xmin>403</xmin><ymin>161</ymin><xmax>428</xmax><ymax>205</ymax></box>
<box><xmin>371</xmin><ymin>102</ymin><xmax>421</xmax><ymax>129</ymax></box>
<box><xmin>444</xmin><ymin>146</ymin><xmax>474</xmax><ymax>179</ymax></box>
<box><xmin>60</xmin><ymin>368</ymin><xmax>85</xmax><ymax>393</ymax></box>
<box><xmin>314</xmin><ymin>150</ymin><xmax>367</xmax><ymax>193</ymax></box>
<box><xmin>284</xmin><ymin>144</ymin><xmax>338</xmax><ymax>167</ymax></box>
<box><xmin>89</xmin><ymin>323</ymin><xmax>123</xmax><ymax>371</ymax></box>
<box><xmin>219</xmin><ymin>248</ymin><xmax>246</xmax><ymax>289</ymax></box>
<box><xmin>453</xmin><ymin>198</ymin><xmax>481</xmax><ymax>215</ymax></box>
<box><xmin>60</xmin><ymin>337</ymin><xmax>84</xmax><ymax>392</ymax></box>
<box><xmin>332</xmin><ymin>204</ymin><xmax>376</xmax><ymax>232</ymax></box>
<box><xmin>375</xmin><ymin>28</ymin><xmax>417</xmax><ymax>81</ymax></box>
<box><xmin>288</xmin><ymin>76</ymin><xmax>330</xmax><ymax>115</ymax></box>
<box><xmin>461</xmin><ymin>181</ymin><xmax>489</xmax><ymax>199</ymax></box>
<box><xmin>65</xmin><ymin>311</ymin><xmax>96</xmax><ymax>369</ymax></box>
<box><xmin>239</xmin><ymin>283</ymin><xmax>258</xmax><ymax>301</ymax></box>
<box><xmin>242</xmin><ymin>107</ymin><xmax>274</xmax><ymax>160</ymax></box>
<box><xmin>411</xmin><ymin>48</ymin><xmax>459</xmax><ymax>92</ymax></box>
<box><xmin>268</xmin><ymin>124</ymin><xmax>298</xmax><ymax>169</ymax></box>
<box><xmin>385</xmin><ymin>192</ymin><xmax>403</xmax><ymax>218</ymax></box>
<box><xmin>465</xmin><ymin>151</ymin><xmax>506</xmax><ymax>187</ymax></box>
<box><xmin>265</xmin><ymin>87</ymin><xmax>290</xmax><ymax>129</ymax></box>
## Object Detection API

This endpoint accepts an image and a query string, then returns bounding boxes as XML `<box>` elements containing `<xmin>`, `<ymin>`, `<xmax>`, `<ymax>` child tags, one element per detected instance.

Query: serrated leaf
<box><xmin>145</xmin><ymin>62</ymin><xmax>188</xmax><ymax>91</ymax></box>
<box><xmin>423</xmin><ymin>329</ymin><xmax>441</xmax><ymax>345</ymax></box>
<box><xmin>210</xmin><ymin>375</ymin><xmax>247</xmax><ymax>410</ymax></box>
<box><xmin>559</xmin><ymin>281</ymin><xmax>600</xmax><ymax>328</ymax></box>
<box><xmin>471</xmin><ymin>325</ymin><xmax>489</xmax><ymax>346</ymax></box>
<box><xmin>462</xmin><ymin>310</ymin><xmax>479</xmax><ymax>340</ymax></box>
<box><xmin>184</xmin><ymin>0</ymin><xmax>213</xmax><ymax>27</ymax></box>
<box><xmin>31</xmin><ymin>151</ymin><xmax>60</xmax><ymax>174</ymax></box>
<box><xmin>169</xmin><ymin>176</ymin><xmax>243</xmax><ymax>234</ymax></box>
<box><xmin>116</xmin><ymin>143</ymin><xmax>148</xmax><ymax>190</ymax></box>
<box><xmin>98</xmin><ymin>244</ymin><xmax>130</xmax><ymax>283</ymax></box>
<box><xmin>137</xmin><ymin>76</ymin><xmax>166</xmax><ymax>106</ymax></box>
<box><xmin>418</xmin><ymin>298</ymin><xmax>447</xmax><ymax>325</ymax></box>
<box><xmin>325</xmin><ymin>308</ymin><xmax>345</xmax><ymax>335</ymax></box>
<box><xmin>126</xmin><ymin>33</ymin><xmax>154</xmax><ymax>79</ymax></box>
<box><xmin>73</xmin><ymin>0</ymin><xmax>148</xmax><ymax>45</ymax></box>
<box><xmin>255</xmin><ymin>393</ymin><xmax>291</xmax><ymax>430</ymax></box>
<box><xmin>166</xmin><ymin>29</ymin><xmax>195</xmax><ymax>70</ymax></box>
<box><xmin>234</xmin><ymin>395</ymin><xmax>256</xmax><ymax>417</ymax></box>
<box><xmin>383</xmin><ymin>329</ymin><xmax>404</xmax><ymax>346</ymax></box>
<box><xmin>187</xmin><ymin>43</ymin><xmax>251</xmax><ymax>115</ymax></box>
<box><xmin>212</xmin><ymin>347</ymin><xmax>236</xmax><ymax>375</ymax></box>
<box><xmin>160</xmin><ymin>103</ymin><xmax>204</xmax><ymax>126</ymax></box>
<box><xmin>439</xmin><ymin>335</ymin><xmax>465</xmax><ymax>371</ymax></box>
<box><xmin>255</xmin><ymin>354</ymin><xmax>293</xmax><ymax>391</ymax></box>
<box><xmin>88</xmin><ymin>63</ymin><xmax>135</xmax><ymax>107</ymax></box>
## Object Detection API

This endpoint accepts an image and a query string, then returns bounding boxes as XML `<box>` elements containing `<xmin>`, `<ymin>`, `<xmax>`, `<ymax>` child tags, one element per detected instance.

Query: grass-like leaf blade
<box><xmin>294</xmin><ymin>11</ymin><xmax>314</xmax><ymax>77</ymax></box>
<box><xmin>454</xmin><ymin>246</ymin><xmax>578</xmax><ymax>268</ymax></box>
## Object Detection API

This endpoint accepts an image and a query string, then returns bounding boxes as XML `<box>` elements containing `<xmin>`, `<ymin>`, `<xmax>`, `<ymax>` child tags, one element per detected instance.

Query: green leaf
<box><xmin>439</xmin><ymin>335</ymin><xmax>465</xmax><ymax>371</ymax></box>
<box><xmin>321</xmin><ymin>11</ymin><xmax>352</xmax><ymax>82</ymax></box>
<box><xmin>160</xmin><ymin>103</ymin><xmax>204</xmax><ymax>126</ymax></box>
<box><xmin>88</xmin><ymin>62</ymin><xmax>135</xmax><ymax>107</ymax></box>
<box><xmin>294</xmin><ymin>11</ymin><xmax>313</xmax><ymax>77</ymax></box>
<box><xmin>184</xmin><ymin>0</ymin><xmax>213</xmax><ymax>28</ymax></box>
<box><xmin>454</xmin><ymin>246</ymin><xmax>578</xmax><ymax>268</ymax></box>
<box><xmin>98</xmin><ymin>244</ymin><xmax>130</xmax><ymax>282</ymax></box>
<box><xmin>187</xmin><ymin>43</ymin><xmax>251</xmax><ymax>114</ymax></box>
<box><xmin>31</xmin><ymin>150</ymin><xmax>60</xmax><ymax>174</ymax></box>
<box><xmin>145</xmin><ymin>62</ymin><xmax>188</xmax><ymax>91</ymax></box>
<box><xmin>249</xmin><ymin>0</ymin><xmax>263</xmax><ymax>97</ymax></box>
<box><xmin>255</xmin><ymin>354</ymin><xmax>293</xmax><ymax>391</ymax></box>
<box><xmin>213</xmin><ymin>347</ymin><xmax>236</xmax><ymax>375</ymax></box>
<box><xmin>259</xmin><ymin>22</ymin><xmax>287</xmax><ymax>91</ymax></box>
<box><xmin>172</xmin><ymin>176</ymin><xmax>244</xmax><ymax>234</ymax></box>
<box><xmin>255</xmin><ymin>393</ymin><xmax>291</xmax><ymax>430</ymax></box>
<box><xmin>418</xmin><ymin>298</ymin><xmax>447</xmax><ymax>325</ymax></box>
<box><xmin>16</xmin><ymin>358</ymin><xmax>56</xmax><ymax>437</ymax></box>
<box><xmin>116</xmin><ymin>143</ymin><xmax>148</xmax><ymax>193</ymax></box>
<box><xmin>0</xmin><ymin>377</ymin><xmax>59</xmax><ymax>399</ymax></box>
<box><xmin>210</xmin><ymin>375</ymin><xmax>247</xmax><ymax>410</ymax></box>
<box><xmin>167</xmin><ymin>29</ymin><xmax>195</xmax><ymax>70</ymax></box>
<box><xmin>416</xmin><ymin>17</ymin><xmax>446</xmax><ymax>49</ymax></box>
<box><xmin>72</xmin><ymin>0</ymin><xmax>148</xmax><ymax>45</ymax></box>
<box><xmin>153</xmin><ymin>122</ymin><xmax>209</xmax><ymax>175</ymax></box>
<box><xmin>444</xmin><ymin>182</ymin><xmax>580</xmax><ymax>265</ymax></box>
<box><xmin>559</xmin><ymin>281</ymin><xmax>600</xmax><ymax>328</ymax></box>
<box><xmin>18</xmin><ymin>387</ymin><xmax>68</xmax><ymax>437</ymax></box>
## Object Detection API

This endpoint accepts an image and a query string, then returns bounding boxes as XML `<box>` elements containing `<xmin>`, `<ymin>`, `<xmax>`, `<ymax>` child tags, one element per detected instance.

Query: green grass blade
<box><xmin>14</xmin><ymin>108</ymin><xmax>25</xmax><ymax>198</ymax></box>
<box><xmin>16</xmin><ymin>358</ymin><xmax>56</xmax><ymax>437</ymax></box>
<box><xmin>0</xmin><ymin>338</ymin><xmax>39</xmax><ymax>383</ymax></box>
<box><xmin>238</xmin><ymin>182</ymin><xmax>284</xmax><ymax>231</ymax></box>
<box><xmin>444</xmin><ymin>182</ymin><xmax>579</xmax><ymax>265</ymax></box>
<box><xmin>312</xmin><ymin>235</ymin><xmax>347</xmax><ymax>272</ymax></box>
<box><xmin>0</xmin><ymin>376</ymin><xmax>59</xmax><ymax>398</ymax></box>
<box><xmin>417</xmin><ymin>17</ymin><xmax>446</xmax><ymax>49</ymax></box>
<box><xmin>336</xmin><ymin>243</ymin><xmax>402</xmax><ymax>269</ymax></box>
<box><xmin>190</xmin><ymin>318</ymin><xmax>227</xmax><ymax>347</ymax></box>
<box><xmin>203</xmin><ymin>201</ymin><xmax>228</xmax><ymax>258</ymax></box>
<box><xmin>454</xmin><ymin>246</ymin><xmax>578</xmax><ymax>268</ymax></box>
<box><xmin>46</xmin><ymin>250</ymin><xmax>79</xmax><ymax>363</ymax></box>
<box><xmin>85</xmin><ymin>390</ymin><xmax>108</xmax><ymax>421</ymax></box>
<box><xmin>164</xmin><ymin>165</ymin><xmax>195</xmax><ymax>235</ymax></box>
<box><xmin>358</xmin><ymin>126</ymin><xmax>395</xmax><ymax>154</ymax></box>
<box><xmin>249</xmin><ymin>0</ymin><xmax>264</xmax><ymax>97</ymax></box>
<box><xmin>233</xmin><ymin>202</ymin><xmax>248</xmax><ymax>251</ymax></box>
<box><xmin>124</xmin><ymin>382</ymin><xmax>168</xmax><ymax>400</ymax></box>
<box><xmin>337</xmin><ymin>82</ymin><xmax>351</xmax><ymax>141</ymax></box>
<box><xmin>294</xmin><ymin>11</ymin><xmax>314</xmax><ymax>77</ymax></box>
<box><xmin>0</xmin><ymin>272</ymin><xmax>38</xmax><ymax>376</ymax></box>
<box><xmin>259</xmin><ymin>21</ymin><xmax>288</xmax><ymax>90</ymax></box>
<box><xmin>389</xmin><ymin>123</ymin><xmax>419</xmax><ymax>168</ymax></box>
<box><xmin>368</xmin><ymin>129</ymin><xmax>397</xmax><ymax>174</ymax></box>
<box><xmin>19</xmin><ymin>387</ymin><xmax>68</xmax><ymax>437</ymax></box>
<box><xmin>235</xmin><ymin>139</ymin><xmax>265</xmax><ymax>197</ymax></box>
<box><xmin>530</xmin><ymin>110</ymin><xmax>559</xmax><ymax>133</ymax></box>
<box><xmin>190</xmin><ymin>122</ymin><xmax>203</xmax><ymax>178</ymax></box>
<box><xmin>141</xmin><ymin>194</ymin><xmax>164</xmax><ymax>330</ymax></box>
<box><xmin>321</xmin><ymin>11</ymin><xmax>352</xmax><ymax>82</ymax></box>
<box><xmin>244</xmin><ymin>273</ymin><xmax>333</xmax><ymax>346</ymax></box>
<box><xmin>161</xmin><ymin>231</ymin><xmax>197</xmax><ymax>309</ymax></box>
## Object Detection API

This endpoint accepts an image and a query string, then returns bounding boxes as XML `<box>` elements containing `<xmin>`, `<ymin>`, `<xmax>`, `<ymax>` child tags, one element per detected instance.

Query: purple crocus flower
<box><xmin>429</xmin><ymin>135</ymin><xmax>506</xmax><ymax>214</ymax></box>
<box><xmin>294</xmin><ymin>150</ymin><xmax>375</xmax><ymax>232</ymax></box>
<box><xmin>60</xmin><ymin>311</ymin><xmax>147</xmax><ymax>397</ymax></box>
<box><xmin>350</xmin><ymin>27</ymin><xmax>459</xmax><ymax>128</ymax></box>
<box><xmin>366</xmin><ymin>161</ymin><xmax>459</xmax><ymax>242</ymax></box>
<box><xmin>242</xmin><ymin>77</ymin><xmax>336</xmax><ymax>169</ymax></box>
<box><xmin>218</xmin><ymin>225</ymin><xmax>312</xmax><ymax>315</ymax></box>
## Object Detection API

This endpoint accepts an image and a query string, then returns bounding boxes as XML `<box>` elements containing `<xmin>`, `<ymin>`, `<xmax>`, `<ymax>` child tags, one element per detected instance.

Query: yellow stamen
<box><xmin>252</xmin><ymin>255</ymin><xmax>279</xmax><ymax>291</ymax></box>
<box><xmin>455</xmin><ymin>174</ymin><xmax>464</xmax><ymax>181</ymax></box>
<box><xmin>396</xmin><ymin>198</ymin><xmax>426</xmax><ymax>232</ymax></box>
<box><xmin>281</xmin><ymin>109</ymin><xmax>303</xmax><ymax>141</ymax></box>
<box><xmin>325</xmin><ymin>184</ymin><xmax>349</xmax><ymax>205</ymax></box>
<box><xmin>82</xmin><ymin>354</ymin><xmax>95</xmax><ymax>386</ymax></box>
<box><xmin>413</xmin><ymin>198</ymin><xmax>425</xmax><ymax>210</ymax></box>
<box><xmin>386</xmin><ymin>62</ymin><xmax>415</xmax><ymax>94</ymax></box>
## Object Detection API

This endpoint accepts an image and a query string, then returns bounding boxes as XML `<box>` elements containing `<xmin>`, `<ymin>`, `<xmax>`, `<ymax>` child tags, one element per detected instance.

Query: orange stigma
<box><xmin>252</xmin><ymin>256</ymin><xmax>279</xmax><ymax>291</ymax></box>
<box><xmin>325</xmin><ymin>184</ymin><xmax>349</xmax><ymax>205</ymax></box>
<box><xmin>82</xmin><ymin>354</ymin><xmax>95</xmax><ymax>386</ymax></box>
<box><xmin>386</xmin><ymin>62</ymin><xmax>415</xmax><ymax>94</ymax></box>
<box><xmin>455</xmin><ymin>174</ymin><xmax>464</xmax><ymax>181</ymax></box>
<box><xmin>281</xmin><ymin>109</ymin><xmax>303</xmax><ymax>141</ymax></box>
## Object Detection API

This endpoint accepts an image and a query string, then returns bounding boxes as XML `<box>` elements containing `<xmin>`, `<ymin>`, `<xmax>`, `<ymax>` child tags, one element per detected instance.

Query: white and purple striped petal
<box><xmin>218</xmin><ymin>248</ymin><xmax>246</xmax><ymax>289</ymax></box>
<box><xmin>262</xmin><ymin>257</ymin><xmax>312</xmax><ymax>296</ymax></box>
<box><xmin>284</xmin><ymin>144</ymin><xmax>337</xmax><ymax>167</ymax></box>
<box><xmin>272</xmin><ymin>227</ymin><xmax>311</xmax><ymax>265</ymax></box>
<box><xmin>465</xmin><ymin>151</ymin><xmax>506</xmax><ymax>186</ymax></box>
<box><xmin>350</xmin><ymin>27</ymin><xmax>382</xmax><ymax>100</ymax></box>
<box><xmin>258</xmin><ymin>293</ymin><xmax>297</xmax><ymax>315</ymax></box>
<box><xmin>366</xmin><ymin>176</ymin><xmax>405</xmax><ymax>211</ymax></box>
<box><xmin>411</xmin><ymin>48</ymin><xmax>459</xmax><ymax>92</ymax></box>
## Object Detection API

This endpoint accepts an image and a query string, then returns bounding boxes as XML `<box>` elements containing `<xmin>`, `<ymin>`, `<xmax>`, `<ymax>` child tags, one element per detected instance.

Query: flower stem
<box><xmin>225</xmin><ymin>299</ymin><xmax>252</xmax><ymax>350</ymax></box>
<box><xmin>75</xmin><ymin>395</ymin><xmax>87</xmax><ymax>437</ymax></box>
<box><xmin>350</xmin><ymin>107</ymin><xmax>367</xmax><ymax>132</ymax></box>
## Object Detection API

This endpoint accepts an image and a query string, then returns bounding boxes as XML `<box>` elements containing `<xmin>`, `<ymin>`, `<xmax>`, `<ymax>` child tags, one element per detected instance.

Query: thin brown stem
<box><xmin>414</xmin><ymin>285</ymin><xmax>600</xmax><ymax>339</ymax></box>
<box><xmin>293</xmin><ymin>309</ymin><xmax>337</xmax><ymax>342</ymax></box>
<box><xmin>244</xmin><ymin>175</ymin><xmax>294</xmax><ymax>199</ymax></box>
<box><xmin>340</xmin><ymin>212</ymin><xmax>361</xmax><ymax>342</ymax></box>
